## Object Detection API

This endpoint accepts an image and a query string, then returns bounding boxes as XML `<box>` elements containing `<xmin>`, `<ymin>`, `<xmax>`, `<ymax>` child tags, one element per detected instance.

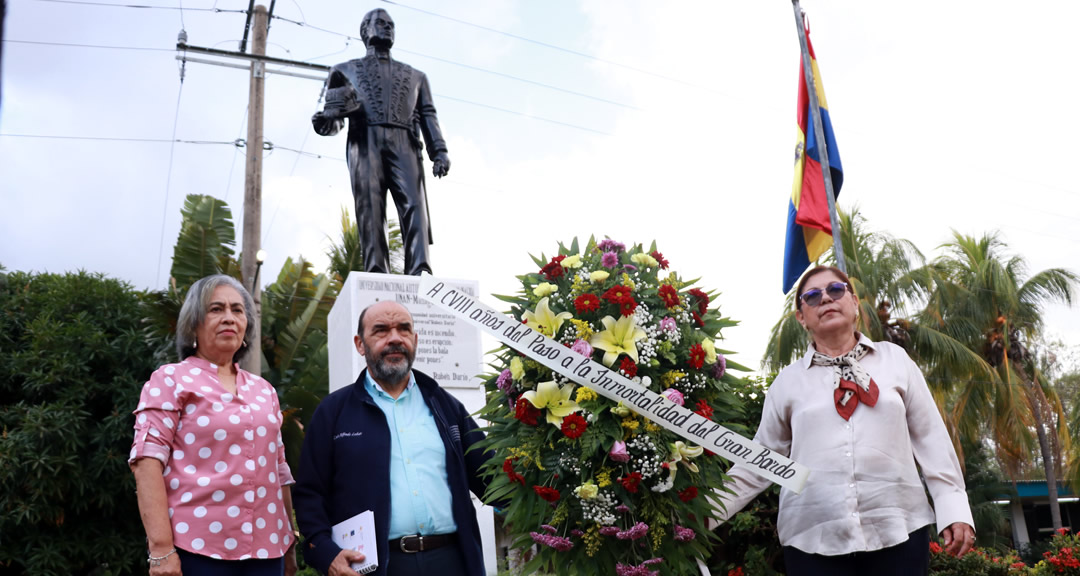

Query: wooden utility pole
<box><xmin>241</xmin><ymin>4</ymin><xmax>268</xmax><ymax>374</ymax></box>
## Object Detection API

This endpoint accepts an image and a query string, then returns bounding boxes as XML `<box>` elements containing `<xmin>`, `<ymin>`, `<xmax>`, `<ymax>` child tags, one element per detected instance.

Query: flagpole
<box><xmin>791</xmin><ymin>0</ymin><xmax>846</xmax><ymax>274</ymax></box>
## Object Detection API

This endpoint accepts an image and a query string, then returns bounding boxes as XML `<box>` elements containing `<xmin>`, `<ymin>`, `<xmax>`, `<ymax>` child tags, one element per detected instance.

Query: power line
<box><xmin>3</xmin><ymin>39</ymin><xmax>174</xmax><ymax>51</ymax></box>
<box><xmin>0</xmin><ymin>133</ymin><xmax>235</xmax><ymax>145</ymax></box>
<box><xmin>34</xmin><ymin>0</ymin><xmax>243</xmax><ymax>13</ymax></box>
<box><xmin>155</xmin><ymin>79</ymin><xmax>185</xmax><ymax>288</ymax></box>
<box><xmin>437</xmin><ymin>94</ymin><xmax>612</xmax><ymax>136</ymax></box>
<box><xmin>270</xmin><ymin>15</ymin><xmax>640</xmax><ymax>111</ymax></box>
<box><xmin>377</xmin><ymin>0</ymin><xmax>711</xmax><ymax>92</ymax></box>
<box><xmin>223</xmin><ymin>106</ymin><xmax>249</xmax><ymax>205</ymax></box>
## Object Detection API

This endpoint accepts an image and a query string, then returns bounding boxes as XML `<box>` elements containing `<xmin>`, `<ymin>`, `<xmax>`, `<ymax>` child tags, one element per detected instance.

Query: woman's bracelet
<box><xmin>148</xmin><ymin>548</ymin><xmax>177</xmax><ymax>567</ymax></box>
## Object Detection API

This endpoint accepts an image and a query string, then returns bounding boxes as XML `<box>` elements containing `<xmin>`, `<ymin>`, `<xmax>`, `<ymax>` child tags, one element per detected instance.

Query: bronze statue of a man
<box><xmin>313</xmin><ymin>8</ymin><xmax>450</xmax><ymax>275</ymax></box>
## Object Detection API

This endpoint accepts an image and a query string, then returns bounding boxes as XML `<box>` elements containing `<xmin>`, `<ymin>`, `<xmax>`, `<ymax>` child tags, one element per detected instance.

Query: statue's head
<box><xmin>360</xmin><ymin>9</ymin><xmax>395</xmax><ymax>49</ymax></box>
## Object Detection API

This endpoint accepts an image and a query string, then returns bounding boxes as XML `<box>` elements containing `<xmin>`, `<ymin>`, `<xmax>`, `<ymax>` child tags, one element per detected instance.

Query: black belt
<box><xmin>395</xmin><ymin>533</ymin><xmax>457</xmax><ymax>553</ymax></box>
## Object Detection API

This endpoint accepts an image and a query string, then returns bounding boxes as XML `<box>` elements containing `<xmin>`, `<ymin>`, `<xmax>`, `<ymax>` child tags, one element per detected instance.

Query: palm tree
<box><xmin>919</xmin><ymin>231</ymin><xmax>1077</xmax><ymax>529</ymax></box>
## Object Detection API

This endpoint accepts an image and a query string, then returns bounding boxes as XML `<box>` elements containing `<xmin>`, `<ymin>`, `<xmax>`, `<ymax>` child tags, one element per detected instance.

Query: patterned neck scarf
<box><xmin>811</xmin><ymin>342</ymin><xmax>879</xmax><ymax>420</ymax></box>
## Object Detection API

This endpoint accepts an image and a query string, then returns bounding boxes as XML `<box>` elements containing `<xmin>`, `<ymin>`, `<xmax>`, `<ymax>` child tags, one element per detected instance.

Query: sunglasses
<box><xmin>799</xmin><ymin>281</ymin><xmax>850</xmax><ymax>307</ymax></box>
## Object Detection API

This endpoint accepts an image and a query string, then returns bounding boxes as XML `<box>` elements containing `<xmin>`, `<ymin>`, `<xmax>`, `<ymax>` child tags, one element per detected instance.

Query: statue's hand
<box><xmin>432</xmin><ymin>152</ymin><xmax>451</xmax><ymax>178</ymax></box>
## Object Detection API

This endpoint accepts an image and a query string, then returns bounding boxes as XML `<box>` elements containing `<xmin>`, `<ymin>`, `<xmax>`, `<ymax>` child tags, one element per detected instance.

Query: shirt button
<box><xmin>849</xmin><ymin>483</ymin><xmax>855</xmax><ymax>488</ymax></box>
<box><xmin>845</xmin><ymin>451</ymin><xmax>851</xmax><ymax>457</ymax></box>
<box><xmin>413</xmin><ymin>490</ymin><xmax>419</xmax><ymax>496</ymax></box>
<box><xmin>845</xmin><ymin>424</ymin><xmax>851</xmax><ymax>430</ymax></box>
<box><xmin>851</xmin><ymin>512</ymin><xmax>858</xmax><ymax>517</ymax></box>
<box><xmin>405</xmin><ymin>458</ymin><xmax>411</xmax><ymax>464</ymax></box>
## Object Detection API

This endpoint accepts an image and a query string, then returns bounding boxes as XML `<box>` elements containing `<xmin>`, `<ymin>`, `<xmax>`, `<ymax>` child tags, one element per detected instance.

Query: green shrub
<box><xmin>929</xmin><ymin>541</ymin><xmax>1031</xmax><ymax>575</ymax></box>
<box><xmin>0</xmin><ymin>271</ymin><xmax>162</xmax><ymax>575</ymax></box>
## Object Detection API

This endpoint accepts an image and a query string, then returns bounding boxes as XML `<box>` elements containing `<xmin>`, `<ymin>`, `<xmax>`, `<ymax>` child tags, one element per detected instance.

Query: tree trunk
<box><xmin>1030</xmin><ymin>387</ymin><xmax>1063</xmax><ymax>530</ymax></box>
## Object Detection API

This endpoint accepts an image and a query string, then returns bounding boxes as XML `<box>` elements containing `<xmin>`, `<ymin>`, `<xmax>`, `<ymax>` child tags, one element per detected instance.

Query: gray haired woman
<box><xmin>129</xmin><ymin>275</ymin><xmax>297</xmax><ymax>576</ymax></box>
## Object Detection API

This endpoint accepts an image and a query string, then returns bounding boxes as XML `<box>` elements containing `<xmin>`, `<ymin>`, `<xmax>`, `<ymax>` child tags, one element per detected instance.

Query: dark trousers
<box><xmin>175</xmin><ymin>548</ymin><xmax>284</xmax><ymax>576</ymax></box>
<box><xmin>783</xmin><ymin>526</ymin><xmax>930</xmax><ymax>576</ymax></box>
<box><xmin>346</xmin><ymin>124</ymin><xmax>432</xmax><ymax>276</ymax></box>
<box><xmin>387</xmin><ymin>542</ymin><xmax>469</xmax><ymax>576</ymax></box>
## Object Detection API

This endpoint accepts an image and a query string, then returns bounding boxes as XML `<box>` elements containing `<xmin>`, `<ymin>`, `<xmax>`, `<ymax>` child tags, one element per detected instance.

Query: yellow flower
<box><xmin>621</xmin><ymin>273</ymin><xmax>635</xmax><ymax>290</ymax></box>
<box><xmin>522</xmin><ymin>380</ymin><xmax>580</xmax><ymax>426</ymax></box>
<box><xmin>510</xmin><ymin>357</ymin><xmax>525</xmax><ymax>381</ymax></box>
<box><xmin>596</xmin><ymin>467</ymin><xmax>613</xmax><ymax>487</ymax></box>
<box><xmin>523</xmin><ymin>297</ymin><xmax>573</xmax><ymax>337</ymax></box>
<box><xmin>610</xmin><ymin>402</ymin><xmax>632</xmax><ymax>417</ymax></box>
<box><xmin>631</xmin><ymin>252</ymin><xmax>658</xmax><ymax>268</ymax></box>
<box><xmin>590</xmin><ymin>315</ymin><xmax>647</xmax><ymax>366</ymax></box>
<box><xmin>569</xmin><ymin>319</ymin><xmax>593</xmax><ymax>341</ymax></box>
<box><xmin>702</xmin><ymin>338</ymin><xmax>717</xmax><ymax>365</ymax></box>
<box><xmin>644</xmin><ymin>421</ymin><xmax>661</xmax><ymax>433</ymax></box>
<box><xmin>669</xmin><ymin>441</ymin><xmax>704</xmax><ymax>473</ymax></box>
<box><xmin>589</xmin><ymin>270</ymin><xmax>610</xmax><ymax>283</ymax></box>
<box><xmin>533</xmin><ymin>282</ymin><xmax>558</xmax><ymax>298</ymax></box>
<box><xmin>560</xmin><ymin>254</ymin><xmax>583</xmax><ymax>268</ymax></box>
<box><xmin>575</xmin><ymin>387</ymin><xmax>597</xmax><ymax>403</ymax></box>
<box><xmin>574</xmin><ymin>481</ymin><xmax>599</xmax><ymax>499</ymax></box>
<box><xmin>620</xmin><ymin>417</ymin><xmax>640</xmax><ymax>431</ymax></box>
<box><xmin>661</xmin><ymin>370</ymin><xmax>686</xmax><ymax>387</ymax></box>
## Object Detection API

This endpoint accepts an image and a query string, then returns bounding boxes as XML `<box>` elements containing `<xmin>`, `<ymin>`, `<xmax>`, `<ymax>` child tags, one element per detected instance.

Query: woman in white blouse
<box><xmin>715</xmin><ymin>265</ymin><xmax>975</xmax><ymax>575</ymax></box>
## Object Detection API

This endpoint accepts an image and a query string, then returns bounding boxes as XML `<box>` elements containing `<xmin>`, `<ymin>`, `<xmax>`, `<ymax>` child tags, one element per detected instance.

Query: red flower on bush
<box><xmin>688</xmin><ymin>288</ymin><xmax>709</xmax><ymax>315</ymax></box>
<box><xmin>658</xmin><ymin>284</ymin><xmax>680</xmax><ymax>308</ymax></box>
<box><xmin>540</xmin><ymin>255</ymin><xmax>566</xmax><ymax>281</ymax></box>
<box><xmin>561</xmin><ymin>413</ymin><xmax>587</xmax><ymax>439</ymax></box>
<box><xmin>574</xmin><ymin>293</ymin><xmax>600</xmax><ymax>314</ymax></box>
<box><xmin>929</xmin><ymin>541</ymin><xmax>943</xmax><ymax>554</ymax></box>
<box><xmin>688</xmin><ymin>343</ymin><xmax>705</xmax><ymax>370</ymax></box>
<box><xmin>619</xmin><ymin>472</ymin><xmax>643</xmax><ymax>493</ymax></box>
<box><xmin>503</xmin><ymin>458</ymin><xmax>525</xmax><ymax>485</ymax></box>
<box><xmin>678</xmin><ymin>486</ymin><xmax>699</xmax><ymax>502</ymax></box>
<box><xmin>619</xmin><ymin>357</ymin><xmax>638</xmax><ymax>378</ymax></box>
<box><xmin>514</xmin><ymin>397</ymin><xmax>541</xmax><ymax>426</ymax></box>
<box><xmin>694</xmin><ymin>399</ymin><xmax>713</xmax><ymax>419</ymax></box>
<box><xmin>727</xmin><ymin>568</ymin><xmax>744</xmax><ymax>576</ymax></box>
<box><xmin>651</xmin><ymin>250</ymin><xmax>669</xmax><ymax>270</ymax></box>
<box><xmin>533</xmin><ymin>486</ymin><xmax>561</xmax><ymax>502</ymax></box>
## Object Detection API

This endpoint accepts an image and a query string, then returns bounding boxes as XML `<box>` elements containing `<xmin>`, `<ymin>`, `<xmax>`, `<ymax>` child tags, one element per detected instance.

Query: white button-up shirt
<box><xmin>715</xmin><ymin>334</ymin><xmax>973</xmax><ymax>555</ymax></box>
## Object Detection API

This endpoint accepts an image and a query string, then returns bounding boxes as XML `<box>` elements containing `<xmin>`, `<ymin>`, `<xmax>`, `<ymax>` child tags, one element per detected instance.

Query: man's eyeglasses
<box><xmin>799</xmin><ymin>281</ymin><xmax>850</xmax><ymax>307</ymax></box>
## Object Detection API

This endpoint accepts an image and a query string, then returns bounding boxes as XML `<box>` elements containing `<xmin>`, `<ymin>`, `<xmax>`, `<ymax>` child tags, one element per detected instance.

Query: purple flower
<box><xmin>615</xmin><ymin>504</ymin><xmax>630</xmax><ymax>514</ymax></box>
<box><xmin>615</xmin><ymin>558</ymin><xmax>664</xmax><ymax>576</ymax></box>
<box><xmin>601</xmin><ymin>251</ymin><xmax>619</xmax><ymax>268</ymax></box>
<box><xmin>609</xmin><ymin>440</ymin><xmax>630</xmax><ymax>463</ymax></box>
<box><xmin>659</xmin><ymin>317</ymin><xmax>677</xmax><ymax>333</ymax></box>
<box><xmin>712</xmin><ymin>353</ymin><xmax>727</xmax><ymax>379</ymax></box>
<box><xmin>661</xmin><ymin>388</ymin><xmax>684</xmax><ymax>406</ymax></box>
<box><xmin>496</xmin><ymin>369</ymin><xmax>512</xmax><ymax>393</ymax></box>
<box><xmin>541</xmin><ymin>524</ymin><xmax>557</xmax><ymax>534</ymax></box>
<box><xmin>616</xmin><ymin>522</ymin><xmax>649</xmax><ymax>540</ymax></box>
<box><xmin>623</xmin><ymin>264</ymin><xmax>638</xmax><ymax>272</ymax></box>
<box><xmin>571</xmin><ymin>339</ymin><xmax>593</xmax><ymax>358</ymax></box>
<box><xmin>570</xmin><ymin>529</ymin><xmax>584</xmax><ymax>537</ymax></box>
<box><xmin>530</xmin><ymin>531</ymin><xmax>574</xmax><ymax>551</ymax></box>
<box><xmin>599</xmin><ymin>526</ymin><xmax>621</xmax><ymax>536</ymax></box>
<box><xmin>597</xmin><ymin>239</ymin><xmax>626</xmax><ymax>253</ymax></box>
<box><xmin>673</xmin><ymin>524</ymin><xmax>696</xmax><ymax>542</ymax></box>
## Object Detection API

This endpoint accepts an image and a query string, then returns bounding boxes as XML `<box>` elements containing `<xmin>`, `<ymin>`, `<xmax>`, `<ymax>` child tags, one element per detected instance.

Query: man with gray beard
<box><xmin>293</xmin><ymin>301</ymin><xmax>492</xmax><ymax>576</ymax></box>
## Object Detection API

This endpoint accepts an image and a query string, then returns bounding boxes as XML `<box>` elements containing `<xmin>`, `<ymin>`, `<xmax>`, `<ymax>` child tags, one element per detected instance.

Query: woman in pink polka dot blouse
<box><xmin>129</xmin><ymin>275</ymin><xmax>297</xmax><ymax>576</ymax></box>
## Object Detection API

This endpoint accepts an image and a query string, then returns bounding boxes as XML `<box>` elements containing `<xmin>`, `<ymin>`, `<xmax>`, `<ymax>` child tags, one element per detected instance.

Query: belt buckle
<box><xmin>400</xmin><ymin>534</ymin><xmax>422</xmax><ymax>553</ymax></box>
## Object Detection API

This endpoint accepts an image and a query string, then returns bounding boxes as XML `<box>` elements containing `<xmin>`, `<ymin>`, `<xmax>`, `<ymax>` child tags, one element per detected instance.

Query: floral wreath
<box><xmin>478</xmin><ymin>237</ymin><xmax>749</xmax><ymax>576</ymax></box>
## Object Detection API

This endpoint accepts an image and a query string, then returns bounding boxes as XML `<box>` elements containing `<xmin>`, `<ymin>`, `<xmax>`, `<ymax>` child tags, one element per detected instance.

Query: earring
<box><xmin>242</xmin><ymin>340</ymin><xmax>248</xmax><ymax>348</ymax></box>
<box><xmin>194</xmin><ymin>340</ymin><xmax>198</xmax><ymax>349</ymax></box>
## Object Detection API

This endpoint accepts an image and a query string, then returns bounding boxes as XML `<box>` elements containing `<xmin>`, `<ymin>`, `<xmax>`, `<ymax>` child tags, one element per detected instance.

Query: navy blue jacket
<box><xmin>293</xmin><ymin>369</ymin><xmax>492</xmax><ymax>576</ymax></box>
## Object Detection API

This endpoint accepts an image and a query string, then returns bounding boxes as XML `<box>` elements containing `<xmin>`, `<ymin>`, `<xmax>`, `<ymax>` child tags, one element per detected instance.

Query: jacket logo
<box><xmin>333</xmin><ymin>431</ymin><xmax>364</xmax><ymax>440</ymax></box>
<box><xmin>448</xmin><ymin>424</ymin><xmax>461</xmax><ymax>446</ymax></box>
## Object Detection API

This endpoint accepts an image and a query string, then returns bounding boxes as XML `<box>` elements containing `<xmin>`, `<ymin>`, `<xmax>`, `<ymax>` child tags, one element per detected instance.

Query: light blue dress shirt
<box><xmin>365</xmin><ymin>371</ymin><xmax>458</xmax><ymax>539</ymax></box>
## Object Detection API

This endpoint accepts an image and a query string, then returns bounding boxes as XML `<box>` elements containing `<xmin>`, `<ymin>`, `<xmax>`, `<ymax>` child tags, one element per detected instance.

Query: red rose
<box><xmin>694</xmin><ymin>399</ymin><xmax>713</xmax><ymax>419</ymax></box>
<box><xmin>514</xmin><ymin>397</ymin><xmax>541</xmax><ymax>426</ymax></box>
<box><xmin>619</xmin><ymin>297</ymin><xmax>638</xmax><ymax>317</ymax></box>
<box><xmin>658</xmin><ymin>284</ymin><xmax>680</xmax><ymax>308</ymax></box>
<box><xmin>533</xmin><ymin>486</ymin><xmax>561</xmax><ymax>502</ymax></box>
<box><xmin>619</xmin><ymin>472</ymin><xmax>643</xmax><ymax>494</ymax></box>
<box><xmin>541</xmin><ymin>255</ymin><xmax>567</xmax><ymax>281</ymax></box>
<box><xmin>503</xmin><ymin>458</ymin><xmax>525</xmax><ymax>485</ymax></box>
<box><xmin>678</xmin><ymin>486</ymin><xmax>698</xmax><ymax>502</ymax></box>
<box><xmin>560</xmin><ymin>413</ymin><xmax>587</xmax><ymax>439</ymax></box>
<box><xmin>619</xmin><ymin>357</ymin><xmax>638</xmax><ymax>378</ymax></box>
<box><xmin>688</xmin><ymin>288</ymin><xmax>709</xmax><ymax>315</ymax></box>
<box><xmin>688</xmin><ymin>343</ymin><xmax>705</xmax><ymax>370</ymax></box>
<box><xmin>651</xmin><ymin>251</ymin><xmax>669</xmax><ymax>270</ymax></box>
<box><xmin>574</xmin><ymin>293</ymin><xmax>600</xmax><ymax>314</ymax></box>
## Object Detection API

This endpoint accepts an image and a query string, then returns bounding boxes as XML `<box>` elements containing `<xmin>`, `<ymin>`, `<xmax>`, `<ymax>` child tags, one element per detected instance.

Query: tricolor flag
<box><xmin>782</xmin><ymin>23</ymin><xmax>843</xmax><ymax>294</ymax></box>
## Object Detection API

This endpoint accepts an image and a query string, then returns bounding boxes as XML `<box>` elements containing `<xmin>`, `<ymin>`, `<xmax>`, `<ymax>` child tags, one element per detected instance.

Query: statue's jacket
<box><xmin>314</xmin><ymin>53</ymin><xmax>448</xmax><ymax>161</ymax></box>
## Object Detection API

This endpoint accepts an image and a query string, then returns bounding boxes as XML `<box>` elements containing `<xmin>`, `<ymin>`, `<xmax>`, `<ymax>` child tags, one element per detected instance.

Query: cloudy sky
<box><xmin>2</xmin><ymin>0</ymin><xmax>1078</xmax><ymax>374</ymax></box>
